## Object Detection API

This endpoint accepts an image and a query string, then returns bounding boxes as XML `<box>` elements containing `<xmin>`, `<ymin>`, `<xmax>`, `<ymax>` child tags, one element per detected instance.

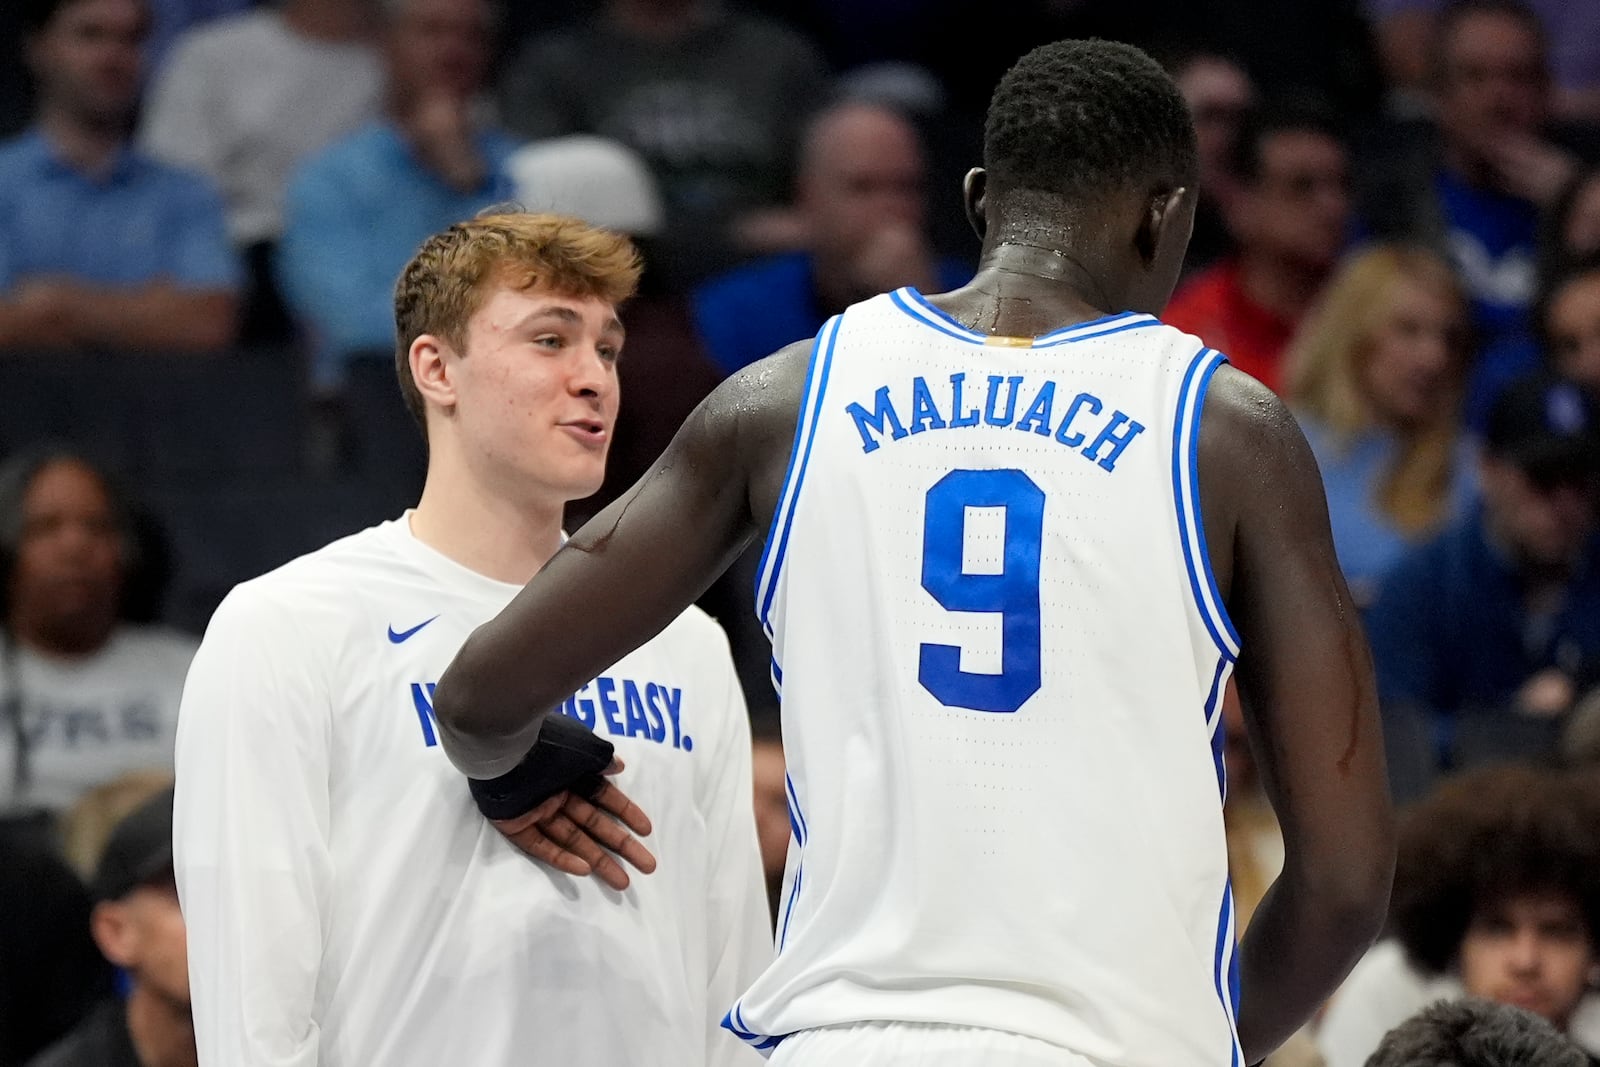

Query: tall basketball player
<box><xmin>432</xmin><ymin>40</ymin><xmax>1396</xmax><ymax>1067</ymax></box>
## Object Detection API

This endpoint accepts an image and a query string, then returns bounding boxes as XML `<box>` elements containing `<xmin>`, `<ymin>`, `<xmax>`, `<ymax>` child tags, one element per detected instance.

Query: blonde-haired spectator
<box><xmin>1285</xmin><ymin>244</ymin><xmax>1476</xmax><ymax>605</ymax></box>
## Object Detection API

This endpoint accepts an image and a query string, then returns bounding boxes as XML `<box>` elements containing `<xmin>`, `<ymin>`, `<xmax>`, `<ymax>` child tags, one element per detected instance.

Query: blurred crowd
<box><xmin>2</xmin><ymin>0</ymin><xmax>1600</xmax><ymax>1065</ymax></box>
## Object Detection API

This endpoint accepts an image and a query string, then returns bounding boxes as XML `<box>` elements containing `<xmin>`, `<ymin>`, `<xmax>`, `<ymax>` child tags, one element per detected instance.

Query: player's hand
<box><xmin>491</xmin><ymin>758</ymin><xmax>656</xmax><ymax>890</ymax></box>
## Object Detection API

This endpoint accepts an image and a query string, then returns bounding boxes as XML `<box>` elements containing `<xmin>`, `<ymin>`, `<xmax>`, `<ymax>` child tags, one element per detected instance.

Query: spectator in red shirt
<box><xmin>1165</xmin><ymin>101</ymin><xmax>1351</xmax><ymax>391</ymax></box>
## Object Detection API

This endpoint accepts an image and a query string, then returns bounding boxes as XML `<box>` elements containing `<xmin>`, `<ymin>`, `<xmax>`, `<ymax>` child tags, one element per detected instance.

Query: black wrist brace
<box><xmin>467</xmin><ymin>714</ymin><xmax>615</xmax><ymax>821</ymax></box>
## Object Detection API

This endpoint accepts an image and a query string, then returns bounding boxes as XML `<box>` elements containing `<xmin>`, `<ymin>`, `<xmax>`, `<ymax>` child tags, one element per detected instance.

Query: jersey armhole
<box><xmin>753</xmin><ymin>314</ymin><xmax>843</xmax><ymax>639</ymax></box>
<box><xmin>1172</xmin><ymin>347</ymin><xmax>1243</xmax><ymax>662</ymax></box>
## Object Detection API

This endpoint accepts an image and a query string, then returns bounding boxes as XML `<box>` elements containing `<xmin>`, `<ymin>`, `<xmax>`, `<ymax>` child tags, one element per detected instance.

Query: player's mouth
<box><xmin>559</xmin><ymin>418</ymin><xmax>608</xmax><ymax>448</ymax></box>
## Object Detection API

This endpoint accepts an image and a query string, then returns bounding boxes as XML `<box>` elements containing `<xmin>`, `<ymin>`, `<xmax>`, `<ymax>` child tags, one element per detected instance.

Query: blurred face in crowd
<box><xmin>1564</xmin><ymin>176</ymin><xmax>1600</xmax><ymax>260</ymax></box>
<box><xmin>418</xmin><ymin>280</ymin><xmax>621</xmax><ymax>509</ymax></box>
<box><xmin>1548</xmin><ymin>272</ymin><xmax>1600</xmax><ymax>391</ymax></box>
<box><xmin>1175</xmin><ymin>57</ymin><xmax>1254</xmax><ymax>199</ymax></box>
<box><xmin>1361</xmin><ymin>276</ymin><xmax>1466</xmax><ymax>429</ymax></box>
<box><xmin>1436</xmin><ymin>11</ymin><xmax>1548</xmax><ymax>159</ymax></box>
<box><xmin>26</xmin><ymin>0</ymin><xmax>147</xmax><ymax>129</ymax></box>
<box><xmin>10</xmin><ymin>459</ymin><xmax>124</xmax><ymax>656</ymax></box>
<box><xmin>800</xmin><ymin>106</ymin><xmax>927</xmax><ymax>278</ymax></box>
<box><xmin>385</xmin><ymin>0</ymin><xmax>492</xmax><ymax>101</ymax></box>
<box><xmin>1480</xmin><ymin>453</ymin><xmax>1597</xmax><ymax>568</ymax></box>
<box><xmin>1457</xmin><ymin>891</ymin><xmax>1595</xmax><ymax>1031</ymax></box>
<box><xmin>93</xmin><ymin>874</ymin><xmax>191</xmax><ymax>1006</ymax></box>
<box><xmin>1233</xmin><ymin>130</ymin><xmax>1349</xmax><ymax>271</ymax></box>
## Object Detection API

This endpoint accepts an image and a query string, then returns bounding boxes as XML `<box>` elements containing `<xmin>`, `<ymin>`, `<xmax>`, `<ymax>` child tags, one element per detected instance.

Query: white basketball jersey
<box><xmin>724</xmin><ymin>289</ymin><xmax>1244</xmax><ymax>1067</ymax></box>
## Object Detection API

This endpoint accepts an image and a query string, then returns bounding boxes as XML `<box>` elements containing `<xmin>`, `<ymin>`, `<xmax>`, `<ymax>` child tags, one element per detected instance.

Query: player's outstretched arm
<box><xmin>432</xmin><ymin>341</ymin><xmax>811</xmax><ymax>780</ymax></box>
<box><xmin>1198</xmin><ymin>367</ymin><xmax>1396</xmax><ymax>1066</ymax></box>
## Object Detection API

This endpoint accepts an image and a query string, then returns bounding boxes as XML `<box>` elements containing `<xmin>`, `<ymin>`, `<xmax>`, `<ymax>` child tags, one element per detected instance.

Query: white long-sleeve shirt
<box><xmin>173</xmin><ymin>516</ymin><xmax>771</xmax><ymax>1067</ymax></box>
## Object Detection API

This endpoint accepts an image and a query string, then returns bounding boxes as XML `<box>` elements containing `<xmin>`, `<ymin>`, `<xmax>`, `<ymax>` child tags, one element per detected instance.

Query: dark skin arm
<box><xmin>432</xmin><ymin>340</ymin><xmax>810</xmax><ymax>779</ymax></box>
<box><xmin>1200</xmin><ymin>367</ymin><xmax>1395</xmax><ymax>1064</ymax></box>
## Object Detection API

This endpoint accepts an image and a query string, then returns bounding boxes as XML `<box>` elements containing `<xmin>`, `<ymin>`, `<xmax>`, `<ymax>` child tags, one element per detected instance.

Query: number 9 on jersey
<box><xmin>918</xmin><ymin>468</ymin><xmax>1045</xmax><ymax>714</ymax></box>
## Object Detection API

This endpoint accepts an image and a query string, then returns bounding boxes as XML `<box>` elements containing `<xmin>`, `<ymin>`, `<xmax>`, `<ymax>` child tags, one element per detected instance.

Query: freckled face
<box><xmin>447</xmin><ymin>284</ymin><xmax>623</xmax><ymax>507</ymax></box>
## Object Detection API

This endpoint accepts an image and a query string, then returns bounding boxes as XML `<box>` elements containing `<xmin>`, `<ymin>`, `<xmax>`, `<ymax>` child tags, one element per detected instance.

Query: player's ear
<box><xmin>1137</xmin><ymin>185</ymin><xmax>1194</xmax><ymax>266</ymax></box>
<box><xmin>963</xmin><ymin>168</ymin><xmax>988</xmax><ymax>242</ymax></box>
<box><xmin>410</xmin><ymin>333</ymin><xmax>458</xmax><ymax>414</ymax></box>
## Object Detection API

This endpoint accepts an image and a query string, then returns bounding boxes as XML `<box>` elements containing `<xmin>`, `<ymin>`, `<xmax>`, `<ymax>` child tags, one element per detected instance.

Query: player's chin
<box><xmin>558</xmin><ymin>461</ymin><xmax>608</xmax><ymax>501</ymax></box>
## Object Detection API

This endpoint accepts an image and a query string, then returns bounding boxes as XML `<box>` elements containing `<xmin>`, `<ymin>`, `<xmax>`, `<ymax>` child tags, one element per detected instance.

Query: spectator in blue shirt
<box><xmin>1284</xmin><ymin>244</ymin><xmax>1476</xmax><ymax>606</ymax></box>
<box><xmin>276</xmin><ymin>0</ymin><xmax>513</xmax><ymax>391</ymax></box>
<box><xmin>1367</xmin><ymin>372</ymin><xmax>1600</xmax><ymax>802</ymax></box>
<box><xmin>0</xmin><ymin>0</ymin><xmax>239</xmax><ymax>353</ymax></box>
<box><xmin>691</xmin><ymin>102</ymin><xmax>971</xmax><ymax>377</ymax></box>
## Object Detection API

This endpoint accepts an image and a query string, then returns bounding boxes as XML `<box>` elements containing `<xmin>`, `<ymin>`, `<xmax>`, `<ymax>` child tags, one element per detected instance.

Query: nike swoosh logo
<box><xmin>388</xmin><ymin>616</ymin><xmax>439</xmax><ymax>644</ymax></box>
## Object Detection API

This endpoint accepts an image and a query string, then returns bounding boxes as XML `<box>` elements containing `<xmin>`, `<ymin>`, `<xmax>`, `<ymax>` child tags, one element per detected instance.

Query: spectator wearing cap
<box><xmin>691</xmin><ymin>102</ymin><xmax>971</xmax><ymax>378</ymax></box>
<box><xmin>25</xmin><ymin>786</ymin><xmax>191</xmax><ymax>1067</ymax></box>
<box><xmin>275</xmin><ymin>0</ymin><xmax>514</xmax><ymax>392</ymax></box>
<box><xmin>1365</xmin><ymin>372</ymin><xmax>1600</xmax><ymax>801</ymax></box>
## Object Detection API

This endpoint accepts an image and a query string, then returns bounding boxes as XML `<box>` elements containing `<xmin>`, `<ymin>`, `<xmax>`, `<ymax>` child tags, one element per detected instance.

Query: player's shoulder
<box><xmin>695</xmin><ymin>335</ymin><xmax>813</xmax><ymax>456</ymax></box>
<box><xmin>211</xmin><ymin>522</ymin><xmax>396</xmax><ymax>633</ymax></box>
<box><xmin>1199</xmin><ymin>362</ymin><xmax>1306</xmax><ymax>456</ymax></box>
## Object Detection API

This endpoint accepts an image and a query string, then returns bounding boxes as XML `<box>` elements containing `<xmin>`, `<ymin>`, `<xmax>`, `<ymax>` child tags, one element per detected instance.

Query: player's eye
<box><xmin>598</xmin><ymin>344</ymin><xmax>621</xmax><ymax>364</ymax></box>
<box><xmin>533</xmin><ymin>334</ymin><xmax>563</xmax><ymax>350</ymax></box>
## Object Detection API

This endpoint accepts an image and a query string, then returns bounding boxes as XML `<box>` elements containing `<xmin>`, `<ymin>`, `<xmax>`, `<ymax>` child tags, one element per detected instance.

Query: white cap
<box><xmin>504</xmin><ymin>135</ymin><xmax>665</xmax><ymax>238</ymax></box>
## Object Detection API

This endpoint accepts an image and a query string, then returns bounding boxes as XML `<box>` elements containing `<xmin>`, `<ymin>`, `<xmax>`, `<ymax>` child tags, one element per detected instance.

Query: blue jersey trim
<box><xmin>1213</xmin><ymin>879</ymin><xmax>1243</xmax><ymax>1067</ymax></box>
<box><xmin>891</xmin><ymin>286</ymin><xmax>1158</xmax><ymax>348</ymax></box>
<box><xmin>1172</xmin><ymin>348</ymin><xmax>1242</xmax><ymax>661</ymax></box>
<box><xmin>754</xmin><ymin>315</ymin><xmax>842</xmax><ymax>638</ymax></box>
<box><xmin>1034</xmin><ymin>309</ymin><xmax>1144</xmax><ymax>341</ymax></box>
<box><xmin>784</xmin><ymin>773</ymin><xmax>808</xmax><ymax>844</ymax></box>
<box><xmin>778</xmin><ymin>773</ymin><xmax>808</xmax><ymax>952</ymax></box>
<box><xmin>890</xmin><ymin>288</ymin><xmax>980</xmax><ymax>344</ymax></box>
<box><xmin>720</xmin><ymin>1006</ymin><xmax>784</xmax><ymax>1050</ymax></box>
<box><xmin>1186</xmin><ymin>355</ymin><xmax>1243</xmax><ymax>652</ymax></box>
<box><xmin>1033</xmin><ymin>316</ymin><xmax>1160</xmax><ymax>348</ymax></box>
<box><xmin>1202</xmin><ymin>654</ymin><xmax>1243</xmax><ymax>1067</ymax></box>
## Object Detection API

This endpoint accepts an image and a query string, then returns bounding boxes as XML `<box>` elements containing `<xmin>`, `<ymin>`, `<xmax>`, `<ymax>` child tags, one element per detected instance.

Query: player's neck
<box><xmin>936</xmin><ymin>241</ymin><xmax>1110</xmax><ymax>334</ymax></box>
<box><xmin>410</xmin><ymin>462</ymin><xmax>566</xmax><ymax>586</ymax></box>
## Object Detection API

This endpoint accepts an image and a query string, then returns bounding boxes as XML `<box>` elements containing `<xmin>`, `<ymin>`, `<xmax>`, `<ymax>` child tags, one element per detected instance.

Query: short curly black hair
<box><xmin>1391</xmin><ymin>765</ymin><xmax>1600</xmax><ymax>975</ymax></box>
<box><xmin>983</xmin><ymin>39</ymin><xmax>1197</xmax><ymax>204</ymax></box>
<box><xmin>1365</xmin><ymin>999</ymin><xmax>1588</xmax><ymax>1067</ymax></box>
